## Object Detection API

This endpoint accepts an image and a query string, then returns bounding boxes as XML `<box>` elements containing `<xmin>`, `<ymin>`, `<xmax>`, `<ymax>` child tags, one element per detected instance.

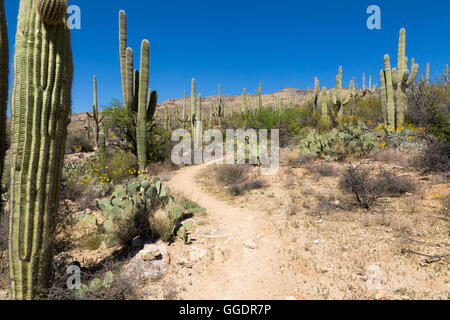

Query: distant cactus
<box><xmin>242</xmin><ymin>88</ymin><xmax>247</xmax><ymax>114</ymax></box>
<box><xmin>425</xmin><ymin>62</ymin><xmax>430</xmax><ymax>85</ymax></box>
<box><xmin>87</xmin><ymin>75</ymin><xmax>103</xmax><ymax>148</ymax></box>
<box><xmin>306</xmin><ymin>77</ymin><xmax>321</xmax><ymax>106</ymax></box>
<box><xmin>329</xmin><ymin>66</ymin><xmax>351</xmax><ymax>124</ymax></box>
<box><xmin>191</xmin><ymin>79</ymin><xmax>196</xmax><ymax>134</ymax></box>
<box><xmin>321</xmin><ymin>87</ymin><xmax>328</xmax><ymax>129</ymax></box>
<box><xmin>380</xmin><ymin>69</ymin><xmax>388</xmax><ymax>124</ymax></box>
<box><xmin>383</xmin><ymin>55</ymin><xmax>396</xmax><ymax>128</ymax></box>
<box><xmin>84</xmin><ymin>116</ymin><xmax>91</xmax><ymax>140</ymax></box>
<box><xmin>9</xmin><ymin>0</ymin><xmax>73</xmax><ymax>300</ymax></box>
<box><xmin>446</xmin><ymin>65</ymin><xmax>449</xmax><ymax>84</ymax></box>
<box><xmin>0</xmin><ymin>0</ymin><xmax>8</xmax><ymax>189</ymax></box>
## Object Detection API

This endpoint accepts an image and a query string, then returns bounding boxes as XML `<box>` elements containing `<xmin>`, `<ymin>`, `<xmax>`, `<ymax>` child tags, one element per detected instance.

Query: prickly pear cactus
<box><xmin>95</xmin><ymin>175</ymin><xmax>182</xmax><ymax>244</ymax></box>
<box><xmin>299</xmin><ymin>122</ymin><xmax>378</xmax><ymax>161</ymax></box>
<box><xmin>9</xmin><ymin>0</ymin><xmax>73</xmax><ymax>300</ymax></box>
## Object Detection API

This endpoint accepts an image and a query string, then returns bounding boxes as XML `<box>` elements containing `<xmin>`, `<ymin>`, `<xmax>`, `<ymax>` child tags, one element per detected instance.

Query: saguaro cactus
<box><xmin>383</xmin><ymin>55</ymin><xmax>396</xmax><ymax>128</ymax></box>
<box><xmin>321</xmin><ymin>87</ymin><xmax>328</xmax><ymax>129</ymax></box>
<box><xmin>136</xmin><ymin>40</ymin><xmax>150</xmax><ymax>170</ymax></box>
<box><xmin>119</xmin><ymin>10</ymin><xmax>128</xmax><ymax>105</ymax></box>
<box><xmin>9</xmin><ymin>0</ymin><xmax>73</xmax><ymax>300</ymax></box>
<box><xmin>390</xmin><ymin>28</ymin><xmax>419</xmax><ymax>129</ymax></box>
<box><xmin>380</xmin><ymin>69</ymin><xmax>387</xmax><ymax>124</ymax></box>
<box><xmin>87</xmin><ymin>76</ymin><xmax>102</xmax><ymax>148</ymax></box>
<box><xmin>425</xmin><ymin>63</ymin><xmax>430</xmax><ymax>85</ymax></box>
<box><xmin>242</xmin><ymin>88</ymin><xmax>247</xmax><ymax>114</ymax></box>
<box><xmin>329</xmin><ymin>66</ymin><xmax>351</xmax><ymax>124</ymax></box>
<box><xmin>191</xmin><ymin>79</ymin><xmax>196</xmax><ymax>134</ymax></box>
<box><xmin>0</xmin><ymin>0</ymin><xmax>8</xmax><ymax>188</ymax></box>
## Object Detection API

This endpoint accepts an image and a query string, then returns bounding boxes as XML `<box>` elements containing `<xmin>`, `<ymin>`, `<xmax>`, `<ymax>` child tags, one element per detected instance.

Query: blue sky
<box><xmin>4</xmin><ymin>0</ymin><xmax>450</xmax><ymax>114</ymax></box>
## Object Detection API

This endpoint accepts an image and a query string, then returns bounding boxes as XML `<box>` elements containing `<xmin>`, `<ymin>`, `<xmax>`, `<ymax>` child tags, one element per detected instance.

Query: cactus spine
<box><xmin>87</xmin><ymin>76</ymin><xmax>102</xmax><ymax>148</ymax></box>
<box><xmin>9</xmin><ymin>0</ymin><xmax>73</xmax><ymax>300</ymax></box>
<box><xmin>0</xmin><ymin>0</ymin><xmax>7</xmax><ymax>188</ymax></box>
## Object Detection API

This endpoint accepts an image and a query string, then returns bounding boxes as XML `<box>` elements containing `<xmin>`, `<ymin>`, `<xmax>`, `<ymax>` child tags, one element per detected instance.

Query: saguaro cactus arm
<box><xmin>119</xmin><ymin>10</ymin><xmax>128</xmax><ymax>104</ymax></box>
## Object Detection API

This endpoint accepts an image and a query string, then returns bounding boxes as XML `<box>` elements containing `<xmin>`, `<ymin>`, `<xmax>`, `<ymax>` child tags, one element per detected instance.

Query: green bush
<box><xmin>101</xmin><ymin>100</ymin><xmax>172</xmax><ymax>163</ymax></box>
<box><xmin>299</xmin><ymin>122</ymin><xmax>379</xmax><ymax>161</ymax></box>
<box><xmin>407</xmin><ymin>80</ymin><xmax>450</xmax><ymax>144</ymax></box>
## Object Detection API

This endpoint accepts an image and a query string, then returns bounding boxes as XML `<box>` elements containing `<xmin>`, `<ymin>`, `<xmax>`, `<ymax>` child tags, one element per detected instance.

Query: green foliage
<box><xmin>102</xmin><ymin>100</ymin><xmax>171</xmax><ymax>164</ymax></box>
<box><xmin>299</xmin><ymin>122</ymin><xmax>379</xmax><ymax>161</ymax></box>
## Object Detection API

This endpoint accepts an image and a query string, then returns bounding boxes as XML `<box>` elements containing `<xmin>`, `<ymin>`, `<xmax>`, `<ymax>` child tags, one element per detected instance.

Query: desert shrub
<box><xmin>299</xmin><ymin>122</ymin><xmax>379</xmax><ymax>161</ymax></box>
<box><xmin>79</xmin><ymin>232</ymin><xmax>103</xmax><ymax>251</ymax></box>
<box><xmin>340</xmin><ymin>165</ymin><xmax>416</xmax><ymax>209</ymax></box>
<box><xmin>308</xmin><ymin>162</ymin><xmax>340</xmax><ymax>177</ymax></box>
<box><xmin>406</xmin><ymin>80</ymin><xmax>450</xmax><ymax>144</ymax></box>
<box><xmin>214</xmin><ymin>164</ymin><xmax>249</xmax><ymax>186</ymax></box>
<box><xmin>349</xmin><ymin>96</ymin><xmax>383</xmax><ymax>127</ymax></box>
<box><xmin>102</xmin><ymin>100</ymin><xmax>172</xmax><ymax>163</ymax></box>
<box><xmin>46</xmin><ymin>261</ymin><xmax>137</xmax><ymax>300</ymax></box>
<box><xmin>375</xmin><ymin>171</ymin><xmax>417</xmax><ymax>195</ymax></box>
<box><xmin>339</xmin><ymin>165</ymin><xmax>378</xmax><ymax>209</ymax></box>
<box><xmin>224</xmin><ymin>105</ymin><xmax>313</xmax><ymax>146</ymax></box>
<box><xmin>229</xmin><ymin>179</ymin><xmax>266</xmax><ymax>196</ymax></box>
<box><xmin>65</xmin><ymin>131</ymin><xmax>94</xmax><ymax>154</ymax></box>
<box><xmin>84</xmin><ymin>149</ymin><xmax>138</xmax><ymax>186</ymax></box>
<box><xmin>417</xmin><ymin>140</ymin><xmax>450</xmax><ymax>173</ymax></box>
<box><xmin>375</xmin><ymin>124</ymin><xmax>428</xmax><ymax>153</ymax></box>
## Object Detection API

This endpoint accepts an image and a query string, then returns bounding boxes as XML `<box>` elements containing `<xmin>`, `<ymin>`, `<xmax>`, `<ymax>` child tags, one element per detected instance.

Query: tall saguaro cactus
<box><xmin>329</xmin><ymin>66</ymin><xmax>351</xmax><ymax>124</ymax></box>
<box><xmin>191</xmin><ymin>79</ymin><xmax>196</xmax><ymax>134</ymax></box>
<box><xmin>242</xmin><ymin>88</ymin><xmax>247</xmax><ymax>114</ymax></box>
<box><xmin>390</xmin><ymin>28</ymin><xmax>419</xmax><ymax>129</ymax></box>
<box><xmin>87</xmin><ymin>76</ymin><xmax>102</xmax><ymax>148</ymax></box>
<box><xmin>321</xmin><ymin>87</ymin><xmax>328</xmax><ymax>129</ymax></box>
<box><xmin>380</xmin><ymin>69</ymin><xmax>387</xmax><ymax>124</ymax></box>
<box><xmin>9</xmin><ymin>0</ymin><xmax>73</xmax><ymax>300</ymax></box>
<box><xmin>119</xmin><ymin>10</ymin><xmax>128</xmax><ymax>105</ymax></box>
<box><xmin>136</xmin><ymin>40</ymin><xmax>150</xmax><ymax>170</ymax></box>
<box><xmin>0</xmin><ymin>0</ymin><xmax>8</xmax><ymax>188</ymax></box>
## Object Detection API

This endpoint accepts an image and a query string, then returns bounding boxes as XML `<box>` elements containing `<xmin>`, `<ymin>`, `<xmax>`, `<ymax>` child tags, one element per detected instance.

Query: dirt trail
<box><xmin>167</xmin><ymin>162</ymin><xmax>298</xmax><ymax>300</ymax></box>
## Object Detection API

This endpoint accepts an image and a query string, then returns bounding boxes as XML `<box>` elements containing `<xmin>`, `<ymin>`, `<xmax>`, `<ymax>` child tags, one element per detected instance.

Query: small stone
<box><xmin>375</xmin><ymin>290</ymin><xmax>385</xmax><ymax>300</ymax></box>
<box><xmin>313</xmin><ymin>240</ymin><xmax>319</xmax><ymax>244</ymax></box>
<box><xmin>256</xmin><ymin>234</ymin><xmax>264</xmax><ymax>240</ymax></box>
<box><xmin>243</xmin><ymin>240</ymin><xmax>257</xmax><ymax>249</ymax></box>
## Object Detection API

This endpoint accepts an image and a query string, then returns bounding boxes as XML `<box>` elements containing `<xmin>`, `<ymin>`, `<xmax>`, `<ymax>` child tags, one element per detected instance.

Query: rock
<box><xmin>243</xmin><ymin>240</ymin><xmax>257</xmax><ymax>249</ymax></box>
<box><xmin>121</xmin><ymin>241</ymin><xmax>169</xmax><ymax>286</ymax></box>
<box><xmin>313</xmin><ymin>240</ymin><xmax>319</xmax><ymax>244</ymax></box>
<box><xmin>375</xmin><ymin>290</ymin><xmax>385</xmax><ymax>300</ymax></box>
<box><xmin>0</xmin><ymin>290</ymin><xmax>8</xmax><ymax>300</ymax></box>
<box><xmin>256</xmin><ymin>234</ymin><xmax>264</xmax><ymax>240</ymax></box>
